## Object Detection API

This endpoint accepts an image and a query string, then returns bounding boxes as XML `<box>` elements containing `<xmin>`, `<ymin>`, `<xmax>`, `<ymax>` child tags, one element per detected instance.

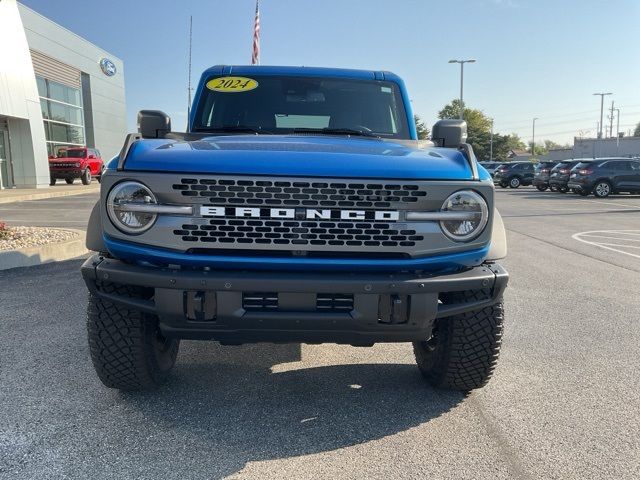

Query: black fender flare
<box><xmin>86</xmin><ymin>202</ymin><xmax>106</xmax><ymax>252</ymax></box>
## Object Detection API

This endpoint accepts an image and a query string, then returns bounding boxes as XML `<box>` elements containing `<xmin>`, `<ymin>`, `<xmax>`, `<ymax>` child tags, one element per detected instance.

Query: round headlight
<box><xmin>440</xmin><ymin>190</ymin><xmax>489</xmax><ymax>242</ymax></box>
<box><xmin>107</xmin><ymin>181</ymin><xmax>157</xmax><ymax>234</ymax></box>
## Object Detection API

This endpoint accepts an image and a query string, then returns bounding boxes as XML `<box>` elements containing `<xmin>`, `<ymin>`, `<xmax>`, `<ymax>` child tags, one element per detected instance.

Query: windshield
<box><xmin>58</xmin><ymin>149</ymin><xmax>86</xmax><ymax>158</ymax></box>
<box><xmin>192</xmin><ymin>75</ymin><xmax>410</xmax><ymax>139</ymax></box>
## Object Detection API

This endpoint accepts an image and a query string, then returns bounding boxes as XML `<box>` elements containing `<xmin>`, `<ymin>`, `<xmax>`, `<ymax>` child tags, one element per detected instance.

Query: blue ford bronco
<box><xmin>82</xmin><ymin>66</ymin><xmax>508</xmax><ymax>392</ymax></box>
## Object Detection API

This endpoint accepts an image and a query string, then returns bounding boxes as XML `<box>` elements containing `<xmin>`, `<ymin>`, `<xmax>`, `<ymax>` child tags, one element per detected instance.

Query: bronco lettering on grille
<box><xmin>199</xmin><ymin>206</ymin><xmax>400</xmax><ymax>221</ymax></box>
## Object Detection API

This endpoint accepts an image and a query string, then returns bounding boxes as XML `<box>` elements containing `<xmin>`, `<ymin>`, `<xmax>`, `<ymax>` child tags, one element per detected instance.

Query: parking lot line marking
<box><xmin>595</xmin><ymin>243</ymin><xmax>640</xmax><ymax>249</ymax></box>
<box><xmin>577</xmin><ymin>234</ymin><xmax>640</xmax><ymax>242</ymax></box>
<box><xmin>573</xmin><ymin>230</ymin><xmax>640</xmax><ymax>260</ymax></box>
<box><xmin>586</xmin><ymin>199</ymin><xmax>640</xmax><ymax>209</ymax></box>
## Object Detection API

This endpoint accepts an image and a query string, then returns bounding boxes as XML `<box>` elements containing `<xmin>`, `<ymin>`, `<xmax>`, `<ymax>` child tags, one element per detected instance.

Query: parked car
<box><xmin>568</xmin><ymin>158</ymin><xmax>640</xmax><ymax>198</ymax></box>
<box><xmin>49</xmin><ymin>147</ymin><xmax>104</xmax><ymax>185</ymax></box>
<box><xmin>531</xmin><ymin>161</ymin><xmax>559</xmax><ymax>191</ymax></box>
<box><xmin>479</xmin><ymin>161</ymin><xmax>503</xmax><ymax>178</ymax></box>
<box><xmin>493</xmin><ymin>161</ymin><xmax>535</xmax><ymax>188</ymax></box>
<box><xmin>548</xmin><ymin>160</ymin><xmax>584</xmax><ymax>193</ymax></box>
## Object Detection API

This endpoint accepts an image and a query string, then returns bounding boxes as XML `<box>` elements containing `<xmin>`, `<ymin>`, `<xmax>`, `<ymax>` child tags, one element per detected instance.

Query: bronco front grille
<box><xmin>173</xmin><ymin>218</ymin><xmax>424</xmax><ymax>247</ymax></box>
<box><xmin>172</xmin><ymin>178</ymin><xmax>427</xmax><ymax>208</ymax></box>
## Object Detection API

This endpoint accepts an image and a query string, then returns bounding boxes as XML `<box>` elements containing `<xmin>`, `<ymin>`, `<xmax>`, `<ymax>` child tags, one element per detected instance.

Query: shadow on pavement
<box><xmin>121</xmin><ymin>342</ymin><xmax>464</xmax><ymax>478</ymax></box>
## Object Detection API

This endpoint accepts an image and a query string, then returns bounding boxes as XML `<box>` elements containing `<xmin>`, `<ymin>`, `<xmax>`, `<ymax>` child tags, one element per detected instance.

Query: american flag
<box><xmin>251</xmin><ymin>0</ymin><xmax>260</xmax><ymax>65</ymax></box>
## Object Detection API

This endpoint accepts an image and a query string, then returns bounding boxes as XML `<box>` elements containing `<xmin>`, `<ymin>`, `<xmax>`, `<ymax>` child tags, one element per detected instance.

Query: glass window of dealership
<box><xmin>36</xmin><ymin>76</ymin><xmax>86</xmax><ymax>156</ymax></box>
<box><xmin>0</xmin><ymin>1</ymin><xmax>126</xmax><ymax>188</ymax></box>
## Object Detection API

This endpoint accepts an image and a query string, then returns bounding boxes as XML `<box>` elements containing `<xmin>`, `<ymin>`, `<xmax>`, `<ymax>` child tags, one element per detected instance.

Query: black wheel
<box><xmin>65</xmin><ymin>178</ymin><xmax>74</xmax><ymax>185</ymax></box>
<box><xmin>593</xmin><ymin>181</ymin><xmax>611</xmax><ymax>198</ymax></box>
<box><xmin>549</xmin><ymin>185</ymin><xmax>557</xmax><ymax>192</ymax></box>
<box><xmin>536</xmin><ymin>185</ymin><xmax>548</xmax><ymax>192</ymax></box>
<box><xmin>413</xmin><ymin>290</ymin><xmax>504</xmax><ymax>391</ymax></box>
<box><xmin>508</xmin><ymin>177</ymin><xmax>521</xmax><ymax>188</ymax></box>
<box><xmin>50</xmin><ymin>177</ymin><xmax>56</xmax><ymax>186</ymax></box>
<box><xmin>81</xmin><ymin>168</ymin><xmax>92</xmax><ymax>185</ymax></box>
<box><xmin>87</xmin><ymin>284</ymin><xmax>179</xmax><ymax>390</ymax></box>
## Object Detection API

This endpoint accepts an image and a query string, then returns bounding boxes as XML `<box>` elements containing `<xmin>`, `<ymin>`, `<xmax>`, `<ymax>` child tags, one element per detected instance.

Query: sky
<box><xmin>20</xmin><ymin>0</ymin><xmax>640</xmax><ymax>145</ymax></box>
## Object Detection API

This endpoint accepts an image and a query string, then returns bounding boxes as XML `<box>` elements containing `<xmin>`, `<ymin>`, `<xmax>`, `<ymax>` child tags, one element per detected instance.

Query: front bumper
<box><xmin>81</xmin><ymin>255</ymin><xmax>508</xmax><ymax>344</ymax></box>
<box><xmin>50</xmin><ymin>168</ymin><xmax>83</xmax><ymax>177</ymax></box>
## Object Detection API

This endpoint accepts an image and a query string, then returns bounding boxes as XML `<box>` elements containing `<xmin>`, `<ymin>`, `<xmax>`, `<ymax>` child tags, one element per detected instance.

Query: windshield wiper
<box><xmin>204</xmin><ymin>125</ymin><xmax>274</xmax><ymax>134</ymax></box>
<box><xmin>292</xmin><ymin>127</ymin><xmax>380</xmax><ymax>138</ymax></box>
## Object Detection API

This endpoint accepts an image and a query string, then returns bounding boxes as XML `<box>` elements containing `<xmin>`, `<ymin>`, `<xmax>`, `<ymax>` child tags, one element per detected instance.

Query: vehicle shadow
<box><xmin>121</xmin><ymin>342</ymin><xmax>465</xmax><ymax>478</ymax></box>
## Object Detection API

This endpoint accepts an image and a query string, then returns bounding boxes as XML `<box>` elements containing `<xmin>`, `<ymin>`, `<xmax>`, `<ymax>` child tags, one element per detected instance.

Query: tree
<box><xmin>492</xmin><ymin>133</ymin><xmax>526</xmax><ymax>161</ymax></box>
<box><xmin>634</xmin><ymin>121</ymin><xmax>640</xmax><ymax>137</ymax></box>
<box><xmin>414</xmin><ymin>115</ymin><xmax>430</xmax><ymax>140</ymax></box>
<box><xmin>438</xmin><ymin>99</ymin><xmax>493</xmax><ymax>159</ymax></box>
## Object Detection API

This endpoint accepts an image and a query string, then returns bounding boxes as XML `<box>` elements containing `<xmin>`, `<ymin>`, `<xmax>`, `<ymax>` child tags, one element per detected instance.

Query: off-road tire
<box><xmin>81</xmin><ymin>168</ymin><xmax>92</xmax><ymax>185</ymax></box>
<box><xmin>65</xmin><ymin>178</ymin><xmax>74</xmax><ymax>185</ymax></box>
<box><xmin>87</xmin><ymin>284</ymin><xmax>179</xmax><ymax>390</ymax></box>
<box><xmin>413</xmin><ymin>290</ymin><xmax>504</xmax><ymax>391</ymax></box>
<box><xmin>536</xmin><ymin>185</ymin><xmax>548</xmax><ymax>191</ymax></box>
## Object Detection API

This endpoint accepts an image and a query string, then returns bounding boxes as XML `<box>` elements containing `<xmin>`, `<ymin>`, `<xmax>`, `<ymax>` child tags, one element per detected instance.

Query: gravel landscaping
<box><xmin>0</xmin><ymin>226</ymin><xmax>79</xmax><ymax>251</ymax></box>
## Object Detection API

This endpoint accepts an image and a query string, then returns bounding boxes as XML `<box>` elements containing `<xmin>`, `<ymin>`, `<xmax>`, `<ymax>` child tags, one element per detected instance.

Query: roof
<box><xmin>200</xmin><ymin>65</ymin><xmax>402</xmax><ymax>83</ymax></box>
<box><xmin>508</xmin><ymin>149</ymin><xmax>531</xmax><ymax>156</ymax></box>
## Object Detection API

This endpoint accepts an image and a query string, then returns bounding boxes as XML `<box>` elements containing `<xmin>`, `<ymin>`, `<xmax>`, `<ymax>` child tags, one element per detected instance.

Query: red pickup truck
<box><xmin>49</xmin><ymin>147</ymin><xmax>104</xmax><ymax>185</ymax></box>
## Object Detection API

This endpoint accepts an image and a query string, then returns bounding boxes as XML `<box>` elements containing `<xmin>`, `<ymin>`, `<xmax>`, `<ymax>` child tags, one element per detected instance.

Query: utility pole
<box><xmin>448</xmin><ymin>59</ymin><xmax>476</xmax><ymax>120</ymax></box>
<box><xmin>532</xmin><ymin>117</ymin><xmax>538</xmax><ymax>156</ymax></box>
<box><xmin>489</xmin><ymin>118</ymin><xmax>494</xmax><ymax>161</ymax></box>
<box><xmin>615</xmin><ymin>108</ymin><xmax>621</xmax><ymax>150</ymax></box>
<box><xmin>593</xmin><ymin>92</ymin><xmax>612</xmax><ymax>139</ymax></box>
<box><xmin>608</xmin><ymin>101</ymin><xmax>615</xmax><ymax>139</ymax></box>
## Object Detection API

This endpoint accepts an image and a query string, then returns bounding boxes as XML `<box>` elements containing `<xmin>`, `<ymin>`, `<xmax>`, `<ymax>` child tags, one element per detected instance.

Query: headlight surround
<box><xmin>107</xmin><ymin>181</ymin><xmax>157</xmax><ymax>234</ymax></box>
<box><xmin>439</xmin><ymin>190</ymin><xmax>489</xmax><ymax>242</ymax></box>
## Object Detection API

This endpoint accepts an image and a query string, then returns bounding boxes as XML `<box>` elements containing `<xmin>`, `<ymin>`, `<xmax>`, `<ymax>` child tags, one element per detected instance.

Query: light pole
<box><xmin>593</xmin><ymin>92</ymin><xmax>612</xmax><ymax>139</ymax></box>
<box><xmin>532</xmin><ymin>117</ymin><xmax>538</xmax><ymax>156</ymax></box>
<box><xmin>449</xmin><ymin>59</ymin><xmax>476</xmax><ymax>120</ymax></box>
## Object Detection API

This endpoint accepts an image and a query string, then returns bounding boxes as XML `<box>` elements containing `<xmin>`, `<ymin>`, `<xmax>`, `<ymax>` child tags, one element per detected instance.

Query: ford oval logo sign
<box><xmin>99</xmin><ymin>58</ymin><xmax>116</xmax><ymax>77</ymax></box>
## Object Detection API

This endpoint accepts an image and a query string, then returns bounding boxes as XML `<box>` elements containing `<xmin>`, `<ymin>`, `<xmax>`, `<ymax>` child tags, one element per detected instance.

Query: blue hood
<box><xmin>120</xmin><ymin>135</ymin><xmax>477</xmax><ymax>180</ymax></box>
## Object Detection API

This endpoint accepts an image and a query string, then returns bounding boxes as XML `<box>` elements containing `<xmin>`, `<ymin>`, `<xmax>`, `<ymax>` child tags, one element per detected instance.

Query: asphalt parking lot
<box><xmin>1</xmin><ymin>188</ymin><xmax>639</xmax><ymax>479</ymax></box>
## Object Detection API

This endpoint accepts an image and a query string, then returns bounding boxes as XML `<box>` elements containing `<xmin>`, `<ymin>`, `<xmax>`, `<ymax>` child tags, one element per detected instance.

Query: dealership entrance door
<box><xmin>0</xmin><ymin>121</ymin><xmax>13</xmax><ymax>189</ymax></box>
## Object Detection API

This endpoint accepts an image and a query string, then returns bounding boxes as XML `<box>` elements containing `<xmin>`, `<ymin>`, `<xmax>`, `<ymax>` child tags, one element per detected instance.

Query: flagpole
<box><xmin>251</xmin><ymin>0</ymin><xmax>260</xmax><ymax>65</ymax></box>
<box><xmin>187</xmin><ymin>15</ymin><xmax>193</xmax><ymax>126</ymax></box>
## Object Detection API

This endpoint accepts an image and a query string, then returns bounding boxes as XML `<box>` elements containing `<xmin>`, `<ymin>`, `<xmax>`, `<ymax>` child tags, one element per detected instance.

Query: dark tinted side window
<box><xmin>605</xmin><ymin>161</ymin><xmax>630</xmax><ymax>171</ymax></box>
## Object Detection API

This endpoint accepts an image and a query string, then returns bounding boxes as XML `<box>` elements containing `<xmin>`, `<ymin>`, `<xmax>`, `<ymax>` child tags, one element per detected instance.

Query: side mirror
<box><xmin>431</xmin><ymin>119</ymin><xmax>467</xmax><ymax>148</ymax></box>
<box><xmin>138</xmin><ymin>110</ymin><xmax>171</xmax><ymax>138</ymax></box>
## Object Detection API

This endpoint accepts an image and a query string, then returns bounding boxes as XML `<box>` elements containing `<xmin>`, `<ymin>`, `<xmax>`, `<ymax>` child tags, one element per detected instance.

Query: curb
<box><xmin>0</xmin><ymin>185</ymin><xmax>100</xmax><ymax>205</ymax></box>
<box><xmin>0</xmin><ymin>229</ymin><xmax>88</xmax><ymax>271</ymax></box>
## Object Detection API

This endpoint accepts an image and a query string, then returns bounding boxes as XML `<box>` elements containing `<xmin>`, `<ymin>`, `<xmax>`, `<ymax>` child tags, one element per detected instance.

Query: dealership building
<box><xmin>0</xmin><ymin>0</ymin><xmax>126</xmax><ymax>189</ymax></box>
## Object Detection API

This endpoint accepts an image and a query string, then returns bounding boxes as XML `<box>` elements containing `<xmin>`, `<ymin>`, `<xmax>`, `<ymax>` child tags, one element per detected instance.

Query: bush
<box><xmin>0</xmin><ymin>221</ymin><xmax>10</xmax><ymax>240</ymax></box>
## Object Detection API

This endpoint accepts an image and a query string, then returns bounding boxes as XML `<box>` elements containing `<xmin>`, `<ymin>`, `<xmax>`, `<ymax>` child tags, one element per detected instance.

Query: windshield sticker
<box><xmin>206</xmin><ymin>77</ymin><xmax>258</xmax><ymax>93</ymax></box>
